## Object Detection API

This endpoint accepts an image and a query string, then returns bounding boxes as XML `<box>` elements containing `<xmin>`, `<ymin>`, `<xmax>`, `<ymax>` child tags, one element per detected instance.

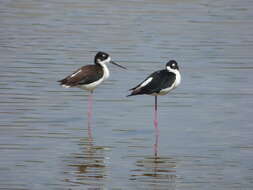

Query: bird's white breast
<box><xmin>173</xmin><ymin>69</ymin><xmax>181</xmax><ymax>88</ymax></box>
<box><xmin>101</xmin><ymin>62</ymin><xmax>110</xmax><ymax>80</ymax></box>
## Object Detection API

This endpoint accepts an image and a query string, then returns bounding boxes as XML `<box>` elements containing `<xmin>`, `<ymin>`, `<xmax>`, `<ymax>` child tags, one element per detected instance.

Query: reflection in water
<box><xmin>130</xmin><ymin>156</ymin><xmax>176</xmax><ymax>190</ymax></box>
<box><xmin>153</xmin><ymin>131</ymin><xmax>159</xmax><ymax>157</ymax></box>
<box><xmin>130</xmin><ymin>134</ymin><xmax>176</xmax><ymax>190</ymax></box>
<box><xmin>2</xmin><ymin>0</ymin><xmax>253</xmax><ymax>189</ymax></box>
<box><xmin>63</xmin><ymin>127</ymin><xmax>107</xmax><ymax>188</ymax></box>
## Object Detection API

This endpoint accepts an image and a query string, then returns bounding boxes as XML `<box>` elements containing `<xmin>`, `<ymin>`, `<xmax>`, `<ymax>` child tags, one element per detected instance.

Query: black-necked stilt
<box><xmin>58</xmin><ymin>51</ymin><xmax>126</xmax><ymax>121</ymax></box>
<box><xmin>127</xmin><ymin>60</ymin><xmax>181</xmax><ymax>155</ymax></box>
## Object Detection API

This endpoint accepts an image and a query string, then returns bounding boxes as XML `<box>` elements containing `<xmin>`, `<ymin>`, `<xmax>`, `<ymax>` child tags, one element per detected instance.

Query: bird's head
<box><xmin>166</xmin><ymin>60</ymin><xmax>179</xmax><ymax>72</ymax></box>
<box><xmin>95</xmin><ymin>51</ymin><xmax>126</xmax><ymax>69</ymax></box>
<box><xmin>95</xmin><ymin>51</ymin><xmax>110</xmax><ymax>64</ymax></box>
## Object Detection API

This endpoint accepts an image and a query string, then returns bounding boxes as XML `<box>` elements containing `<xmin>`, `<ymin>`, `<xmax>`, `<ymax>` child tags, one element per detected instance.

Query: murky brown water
<box><xmin>1</xmin><ymin>0</ymin><xmax>253</xmax><ymax>189</ymax></box>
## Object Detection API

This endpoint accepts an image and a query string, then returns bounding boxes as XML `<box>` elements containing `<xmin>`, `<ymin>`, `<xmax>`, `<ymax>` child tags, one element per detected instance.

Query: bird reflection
<box><xmin>154</xmin><ymin>130</ymin><xmax>159</xmax><ymax>157</ymax></box>
<box><xmin>130</xmin><ymin>134</ymin><xmax>176</xmax><ymax>190</ymax></box>
<box><xmin>130</xmin><ymin>156</ymin><xmax>176</xmax><ymax>190</ymax></box>
<box><xmin>63</xmin><ymin>122</ymin><xmax>107</xmax><ymax>188</ymax></box>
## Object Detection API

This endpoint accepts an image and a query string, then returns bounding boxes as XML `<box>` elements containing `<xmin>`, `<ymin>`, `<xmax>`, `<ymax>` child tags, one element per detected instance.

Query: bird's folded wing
<box><xmin>58</xmin><ymin>65</ymin><xmax>103</xmax><ymax>87</ymax></box>
<box><xmin>138</xmin><ymin>71</ymin><xmax>176</xmax><ymax>94</ymax></box>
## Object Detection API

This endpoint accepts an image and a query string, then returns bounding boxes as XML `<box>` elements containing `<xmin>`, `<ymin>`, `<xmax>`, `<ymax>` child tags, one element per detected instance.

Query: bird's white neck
<box><xmin>173</xmin><ymin>69</ymin><xmax>181</xmax><ymax>88</ymax></box>
<box><xmin>99</xmin><ymin>62</ymin><xmax>110</xmax><ymax>79</ymax></box>
<box><xmin>167</xmin><ymin>67</ymin><xmax>181</xmax><ymax>88</ymax></box>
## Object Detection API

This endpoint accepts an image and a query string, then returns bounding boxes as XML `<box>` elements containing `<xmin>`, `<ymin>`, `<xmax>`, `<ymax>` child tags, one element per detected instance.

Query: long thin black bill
<box><xmin>110</xmin><ymin>61</ymin><xmax>127</xmax><ymax>70</ymax></box>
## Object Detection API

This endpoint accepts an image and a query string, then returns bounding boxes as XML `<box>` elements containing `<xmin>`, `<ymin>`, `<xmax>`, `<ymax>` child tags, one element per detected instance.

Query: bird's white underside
<box><xmin>62</xmin><ymin>84</ymin><xmax>70</xmax><ymax>88</ymax></box>
<box><xmin>78</xmin><ymin>77</ymin><xmax>104</xmax><ymax>91</ymax></box>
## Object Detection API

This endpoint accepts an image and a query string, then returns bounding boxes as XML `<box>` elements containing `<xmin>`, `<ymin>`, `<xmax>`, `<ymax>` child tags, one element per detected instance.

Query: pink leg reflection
<box><xmin>154</xmin><ymin>132</ymin><xmax>159</xmax><ymax>157</ymax></box>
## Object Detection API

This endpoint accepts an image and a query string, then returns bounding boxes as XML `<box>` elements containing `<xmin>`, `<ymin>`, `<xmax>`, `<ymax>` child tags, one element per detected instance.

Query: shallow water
<box><xmin>1</xmin><ymin>0</ymin><xmax>253</xmax><ymax>189</ymax></box>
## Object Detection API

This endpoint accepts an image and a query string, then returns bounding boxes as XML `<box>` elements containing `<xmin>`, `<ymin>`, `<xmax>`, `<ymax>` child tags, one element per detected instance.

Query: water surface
<box><xmin>1</xmin><ymin>0</ymin><xmax>253</xmax><ymax>189</ymax></box>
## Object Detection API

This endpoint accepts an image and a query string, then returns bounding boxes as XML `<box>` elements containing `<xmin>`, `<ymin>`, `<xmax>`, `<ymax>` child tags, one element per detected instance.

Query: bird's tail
<box><xmin>57</xmin><ymin>78</ymin><xmax>67</xmax><ymax>84</ymax></box>
<box><xmin>57</xmin><ymin>78</ymin><xmax>71</xmax><ymax>88</ymax></box>
<box><xmin>126</xmin><ymin>89</ymin><xmax>141</xmax><ymax>97</ymax></box>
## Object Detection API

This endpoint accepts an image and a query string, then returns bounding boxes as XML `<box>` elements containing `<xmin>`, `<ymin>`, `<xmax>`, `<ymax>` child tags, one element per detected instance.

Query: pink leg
<box><xmin>153</xmin><ymin>96</ymin><xmax>159</xmax><ymax>157</ymax></box>
<box><xmin>87</xmin><ymin>91</ymin><xmax>93</xmax><ymax>141</ymax></box>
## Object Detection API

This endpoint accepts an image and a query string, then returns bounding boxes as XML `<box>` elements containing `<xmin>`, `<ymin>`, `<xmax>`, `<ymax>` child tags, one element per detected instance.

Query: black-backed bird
<box><xmin>127</xmin><ymin>60</ymin><xmax>181</xmax><ymax>138</ymax></box>
<box><xmin>58</xmin><ymin>51</ymin><xmax>126</xmax><ymax>120</ymax></box>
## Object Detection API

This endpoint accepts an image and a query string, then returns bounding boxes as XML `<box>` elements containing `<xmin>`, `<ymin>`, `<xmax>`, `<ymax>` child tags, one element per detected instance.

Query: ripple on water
<box><xmin>1</xmin><ymin>0</ymin><xmax>253</xmax><ymax>189</ymax></box>
<box><xmin>129</xmin><ymin>156</ymin><xmax>177</xmax><ymax>190</ymax></box>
